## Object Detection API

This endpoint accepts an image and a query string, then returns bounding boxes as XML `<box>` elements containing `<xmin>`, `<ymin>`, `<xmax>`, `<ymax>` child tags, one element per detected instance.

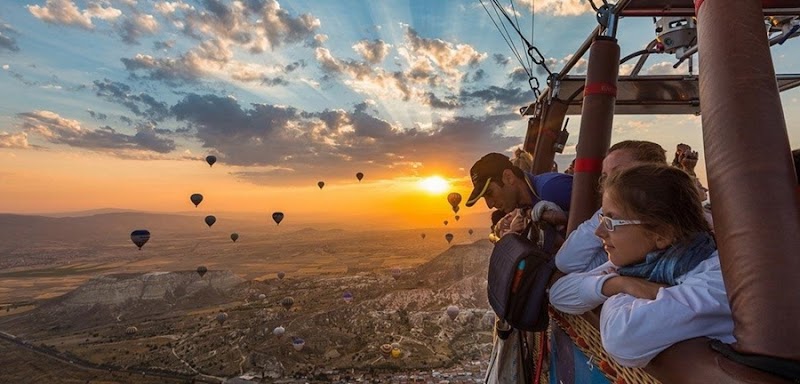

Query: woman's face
<box><xmin>595</xmin><ymin>191</ymin><xmax>670</xmax><ymax>267</ymax></box>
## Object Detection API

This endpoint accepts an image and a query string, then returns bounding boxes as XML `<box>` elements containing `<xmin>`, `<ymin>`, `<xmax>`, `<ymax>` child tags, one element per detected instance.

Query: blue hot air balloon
<box><xmin>343</xmin><ymin>291</ymin><xmax>353</xmax><ymax>303</ymax></box>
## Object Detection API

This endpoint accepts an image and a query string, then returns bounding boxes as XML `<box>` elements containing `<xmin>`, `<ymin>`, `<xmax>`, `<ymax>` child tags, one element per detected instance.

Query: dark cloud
<box><xmin>509</xmin><ymin>67</ymin><xmax>530</xmax><ymax>82</ymax></box>
<box><xmin>472</xmin><ymin>69</ymin><xmax>487</xmax><ymax>82</ymax></box>
<box><xmin>93</xmin><ymin>79</ymin><xmax>170</xmax><ymax>121</ymax></box>
<box><xmin>121</xmin><ymin>54</ymin><xmax>200</xmax><ymax>85</ymax></box>
<box><xmin>117</xmin><ymin>14</ymin><xmax>159</xmax><ymax>45</ymax></box>
<box><xmin>153</xmin><ymin>40</ymin><xmax>175</xmax><ymax>50</ymax></box>
<box><xmin>460</xmin><ymin>86</ymin><xmax>534</xmax><ymax>107</ymax></box>
<box><xmin>0</xmin><ymin>22</ymin><xmax>20</xmax><ymax>52</ymax></box>
<box><xmin>284</xmin><ymin>60</ymin><xmax>306</xmax><ymax>73</ymax></box>
<box><xmin>261</xmin><ymin>76</ymin><xmax>289</xmax><ymax>86</ymax></box>
<box><xmin>424</xmin><ymin>92</ymin><xmax>461</xmax><ymax>109</ymax></box>
<box><xmin>17</xmin><ymin>110</ymin><xmax>175</xmax><ymax>154</ymax></box>
<box><xmin>493</xmin><ymin>53</ymin><xmax>510</xmax><ymax>66</ymax></box>
<box><xmin>87</xmin><ymin>110</ymin><xmax>108</xmax><ymax>120</ymax></box>
<box><xmin>168</xmin><ymin>92</ymin><xmax>522</xmax><ymax>184</ymax></box>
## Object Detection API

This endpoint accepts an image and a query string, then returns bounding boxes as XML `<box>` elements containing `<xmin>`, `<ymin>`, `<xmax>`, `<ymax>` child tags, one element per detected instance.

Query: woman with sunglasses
<box><xmin>548</xmin><ymin>163</ymin><xmax>734</xmax><ymax>368</ymax></box>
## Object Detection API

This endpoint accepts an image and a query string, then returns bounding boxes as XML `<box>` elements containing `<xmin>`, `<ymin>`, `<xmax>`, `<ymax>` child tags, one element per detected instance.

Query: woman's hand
<box><xmin>493</xmin><ymin>209</ymin><xmax>530</xmax><ymax>238</ymax></box>
<box><xmin>601</xmin><ymin>276</ymin><xmax>668</xmax><ymax>300</ymax></box>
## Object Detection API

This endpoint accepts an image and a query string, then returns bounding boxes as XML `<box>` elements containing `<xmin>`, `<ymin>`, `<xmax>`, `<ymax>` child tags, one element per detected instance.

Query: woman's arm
<box><xmin>549</xmin><ymin>261</ymin><xmax>618</xmax><ymax>315</ymax></box>
<box><xmin>554</xmin><ymin>208</ymin><xmax>607</xmax><ymax>274</ymax></box>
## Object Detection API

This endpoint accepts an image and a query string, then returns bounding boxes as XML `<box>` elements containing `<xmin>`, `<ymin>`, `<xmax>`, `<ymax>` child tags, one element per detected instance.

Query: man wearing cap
<box><xmin>465</xmin><ymin>152</ymin><xmax>573</xmax><ymax>228</ymax></box>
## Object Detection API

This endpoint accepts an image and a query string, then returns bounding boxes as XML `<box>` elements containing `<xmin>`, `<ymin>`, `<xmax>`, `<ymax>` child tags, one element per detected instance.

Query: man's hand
<box><xmin>680</xmin><ymin>150</ymin><xmax>699</xmax><ymax>174</ymax></box>
<box><xmin>531</xmin><ymin>200</ymin><xmax>567</xmax><ymax>227</ymax></box>
<box><xmin>493</xmin><ymin>209</ymin><xmax>530</xmax><ymax>239</ymax></box>
<box><xmin>601</xmin><ymin>276</ymin><xmax>668</xmax><ymax>300</ymax></box>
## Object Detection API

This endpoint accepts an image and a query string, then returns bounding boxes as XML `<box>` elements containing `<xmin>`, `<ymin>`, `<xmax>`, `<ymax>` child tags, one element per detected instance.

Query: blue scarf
<box><xmin>617</xmin><ymin>232</ymin><xmax>717</xmax><ymax>286</ymax></box>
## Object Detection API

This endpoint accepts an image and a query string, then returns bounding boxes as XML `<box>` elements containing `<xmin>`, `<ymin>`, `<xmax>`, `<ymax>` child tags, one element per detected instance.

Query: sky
<box><xmin>1</xmin><ymin>0</ymin><xmax>799</xmax><ymax>228</ymax></box>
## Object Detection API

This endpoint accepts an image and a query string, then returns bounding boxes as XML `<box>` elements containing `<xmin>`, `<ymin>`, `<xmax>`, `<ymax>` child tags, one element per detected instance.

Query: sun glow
<box><xmin>418</xmin><ymin>176</ymin><xmax>450</xmax><ymax>195</ymax></box>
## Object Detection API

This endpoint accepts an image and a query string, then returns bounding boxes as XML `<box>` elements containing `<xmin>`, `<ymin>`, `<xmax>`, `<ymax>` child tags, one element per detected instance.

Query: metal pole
<box><xmin>530</xmin><ymin>100</ymin><xmax>569</xmax><ymax>175</ymax></box>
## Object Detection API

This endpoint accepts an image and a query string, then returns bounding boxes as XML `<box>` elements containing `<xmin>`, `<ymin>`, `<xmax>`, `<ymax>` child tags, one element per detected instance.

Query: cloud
<box><xmin>0</xmin><ymin>132</ymin><xmax>30</xmax><ymax>149</ymax></box>
<box><xmin>117</xmin><ymin>13</ymin><xmax>159</xmax><ymax>44</ymax></box>
<box><xmin>87</xmin><ymin>109</ymin><xmax>108</xmax><ymax>120</ymax></box>
<box><xmin>646</xmin><ymin>61</ymin><xmax>688</xmax><ymax>75</ymax></box>
<box><xmin>493</xmin><ymin>53</ymin><xmax>510</xmax><ymax>66</ymax></box>
<box><xmin>509</xmin><ymin>67</ymin><xmax>529</xmax><ymax>82</ymax></box>
<box><xmin>352</xmin><ymin>39</ymin><xmax>391</xmax><ymax>64</ymax></box>
<box><xmin>460</xmin><ymin>86</ymin><xmax>534</xmax><ymax>108</ymax></box>
<box><xmin>17</xmin><ymin>110</ymin><xmax>175</xmax><ymax>153</ymax></box>
<box><xmin>27</xmin><ymin>0</ymin><xmax>121</xmax><ymax>30</ymax></box>
<box><xmin>404</xmin><ymin>27</ymin><xmax>487</xmax><ymax>75</ymax></box>
<box><xmin>516</xmin><ymin>0</ymin><xmax>592</xmax><ymax>16</ymax></box>
<box><xmin>93</xmin><ymin>79</ymin><xmax>170</xmax><ymax>121</ymax></box>
<box><xmin>0</xmin><ymin>22</ymin><xmax>20</xmax><ymax>52</ymax></box>
<box><xmin>153</xmin><ymin>39</ymin><xmax>175</xmax><ymax>50</ymax></box>
<box><xmin>169</xmin><ymin>93</ymin><xmax>522</xmax><ymax>182</ymax></box>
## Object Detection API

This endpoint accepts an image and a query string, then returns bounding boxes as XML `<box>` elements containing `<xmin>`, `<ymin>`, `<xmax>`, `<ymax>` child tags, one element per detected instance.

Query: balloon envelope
<box><xmin>196</xmin><ymin>265</ymin><xmax>208</xmax><ymax>277</ymax></box>
<box><xmin>230</xmin><ymin>233</ymin><xmax>239</xmax><ymax>242</ymax></box>
<box><xmin>454</xmin><ymin>215</ymin><xmax>460</xmax><ymax>221</ymax></box>
<box><xmin>453</xmin><ymin>205</ymin><xmax>460</xmax><ymax>214</ymax></box>
<box><xmin>447</xmin><ymin>192</ymin><xmax>462</xmax><ymax>208</ymax></box>
<box><xmin>292</xmin><ymin>337</ymin><xmax>305</xmax><ymax>351</ymax></box>
<box><xmin>343</xmin><ymin>291</ymin><xmax>353</xmax><ymax>303</ymax></box>
<box><xmin>281</xmin><ymin>296</ymin><xmax>294</xmax><ymax>310</ymax></box>
<box><xmin>126</xmin><ymin>326</ymin><xmax>137</xmax><ymax>335</ymax></box>
<box><xmin>204</xmin><ymin>215</ymin><xmax>216</xmax><ymax>227</ymax></box>
<box><xmin>391</xmin><ymin>268</ymin><xmax>401</xmax><ymax>280</ymax></box>
<box><xmin>380</xmin><ymin>343</ymin><xmax>392</xmax><ymax>357</ymax></box>
<box><xmin>420</xmin><ymin>233</ymin><xmax>426</xmax><ymax>240</ymax></box>
<box><xmin>277</xmin><ymin>271</ymin><xmax>285</xmax><ymax>280</ymax></box>
<box><xmin>391</xmin><ymin>348</ymin><xmax>402</xmax><ymax>359</ymax></box>
<box><xmin>190</xmin><ymin>193</ymin><xmax>203</xmax><ymax>207</ymax></box>
<box><xmin>205</xmin><ymin>155</ymin><xmax>217</xmax><ymax>167</ymax></box>
<box><xmin>130</xmin><ymin>230</ymin><xmax>150</xmax><ymax>250</ymax></box>
<box><xmin>317</xmin><ymin>181</ymin><xmax>325</xmax><ymax>189</ymax></box>
<box><xmin>273</xmin><ymin>326</ymin><xmax>285</xmax><ymax>337</ymax></box>
<box><xmin>443</xmin><ymin>220</ymin><xmax>448</xmax><ymax>226</ymax></box>
<box><xmin>446</xmin><ymin>305</ymin><xmax>459</xmax><ymax>320</ymax></box>
<box><xmin>356</xmin><ymin>172</ymin><xmax>364</xmax><ymax>181</ymax></box>
<box><xmin>272</xmin><ymin>212</ymin><xmax>284</xmax><ymax>225</ymax></box>
<box><xmin>468</xmin><ymin>229</ymin><xmax>474</xmax><ymax>235</ymax></box>
<box><xmin>445</xmin><ymin>233</ymin><xmax>454</xmax><ymax>244</ymax></box>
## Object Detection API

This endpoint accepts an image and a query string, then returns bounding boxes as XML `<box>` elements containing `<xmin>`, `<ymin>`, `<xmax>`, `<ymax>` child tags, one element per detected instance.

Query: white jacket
<box><xmin>555</xmin><ymin>208</ymin><xmax>607</xmax><ymax>274</ymax></box>
<box><xmin>548</xmin><ymin>254</ymin><xmax>736</xmax><ymax>367</ymax></box>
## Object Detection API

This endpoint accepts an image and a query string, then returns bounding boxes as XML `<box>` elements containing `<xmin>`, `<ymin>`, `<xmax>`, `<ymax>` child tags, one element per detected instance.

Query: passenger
<box><xmin>549</xmin><ymin>164</ymin><xmax>734</xmax><ymax>368</ymax></box>
<box><xmin>555</xmin><ymin>140</ymin><xmax>667</xmax><ymax>274</ymax></box>
<box><xmin>510</xmin><ymin>147</ymin><xmax>534</xmax><ymax>173</ymax></box>
<box><xmin>465</xmin><ymin>152</ymin><xmax>572</xmax><ymax>229</ymax></box>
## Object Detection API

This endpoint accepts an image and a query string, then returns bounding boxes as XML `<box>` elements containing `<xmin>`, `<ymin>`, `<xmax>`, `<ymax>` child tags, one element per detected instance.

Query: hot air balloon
<box><xmin>230</xmin><ymin>233</ymin><xmax>239</xmax><ymax>242</ymax></box>
<box><xmin>447</xmin><ymin>192</ymin><xmax>462</xmax><ymax>208</ymax></box>
<box><xmin>130</xmin><ymin>230</ymin><xmax>150</xmax><ymax>250</ymax></box>
<box><xmin>443</xmin><ymin>220</ymin><xmax>448</xmax><ymax>226</ymax></box>
<box><xmin>380</xmin><ymin>343</ymin><xmax>392</xmax><ymax>358</ymax></box>
<box><xmin>445</xmin><ymin>233</ymin><xmax>454</xmax><ymax>244</ymax></box>
<box><xmin>317</xmin><ymin>181</ymin><xmax>325</xmax><ymax>189</ymax></box>
<box><xmin>391</xmin><ymin>347</ymin><xmax>402</xmax><ymax>359</ymax></box>
<box><xmin>204</xmin><ymin>215</ymin><xmax>216</xmax><ymax>227</ymax></box>
<box><xmin>292</xmin><ymin>337</ymin><xmax>305</xmax><ymax>351</ymax></box>
<box><xmin>453</xmin><ymin>205</ymin><xmax>460</xmax><ymax>214</ymax></box>
<box><xmin>272</xmin><ymin>212</ymin><xmax>284</xmax><ymax>225</ymax></box>
<box><xmin>391</xmin><ymin>342</ymin><xmax>400</xmax><ymax>350</ymax></box>
<box><xmin>454</xmin><ymin>215</ymin><xmax>460</xmax><ymax>221</ymax></box>
<box><xmin>258</xmin><ymin>293</ymin><xmax>266</xmax><ymax>300</ymax></box>
<box><xmin>391</xmin><ymin>268</ymin><xmax>401</xmax><ymax>280</ymax></box>
<box><xmin>205</xmin><ymin>155</ymin><xmax>217</xmax><ymax>167</ymax></box>
<box><xmin>446</xmin><ymin>305</ymin><xmax>459</xmax><ymax>320</ymax></box>
<box><xmin>216</xmin><ymin>312</ymin><xmax>228</xmax><ymax>325</ymax></box>
<box><xmin>273</xmin><ymin>326</ymin><xmax>285</xmax><ymax>337</ymax></box>
<box><xmin>420</xmin><ymin>233</ymin><xmax>426</xmax><ymax>240</ymax></box>
<box><xmin>190</xmin><ymin>193</ymin><xmax>203</xmax><ymax>207</ymax></box>
<box><xmin>281</xmin><ymin>296</ymin><xmax>294</xmax><ymax>310</ymax></box>
<box><xmin>277</xmin><ymin>271</ymin><xmax>285</xmax><ymax>280</ymax></box>
<box><xmin>343</xmin><ymin>291</ymin><xmax>353</xmax><ymax>303</ymax></box>
<box><xmin>468</xmin><ymin>229</ymin><xmax>474</xmax><ymax>236</ymax></box>
<box><xmin>196</xmin><ymin>265</ymin><xmax>208</xmax><ymax>278</ymax></box>
<box><xmin>356</xmin><ymin>172</ymin><xmax>364</xmax><ymax>182</ymax></box>
<box><xmin>126</xmin><ymin>326</ymin><xmax>138</xmax><ymax>335</ymax></box>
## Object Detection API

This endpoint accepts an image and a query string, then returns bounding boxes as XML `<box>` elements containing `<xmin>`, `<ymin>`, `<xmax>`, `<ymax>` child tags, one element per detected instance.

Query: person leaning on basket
<box><xmin>548</xmin><ymin>164</ymin><xmax>734</xmax><ymax>368</ymax></box>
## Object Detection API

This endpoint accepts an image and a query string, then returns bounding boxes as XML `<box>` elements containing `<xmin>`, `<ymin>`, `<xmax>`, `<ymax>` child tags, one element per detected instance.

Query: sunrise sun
<box><xmin>418</xmin><ymin>176</ymin><xmax>450</xmax><ymax>195</ymax></box>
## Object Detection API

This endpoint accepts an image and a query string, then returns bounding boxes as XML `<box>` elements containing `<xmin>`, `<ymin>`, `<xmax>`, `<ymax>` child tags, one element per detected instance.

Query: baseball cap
<box><xmin>465</xmin><ymin>153</ymin><xmax>513</xmax><ymax>207</ymax></box>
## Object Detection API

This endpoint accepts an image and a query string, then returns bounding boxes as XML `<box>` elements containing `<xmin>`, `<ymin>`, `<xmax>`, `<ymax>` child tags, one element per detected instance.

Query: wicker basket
<box><xmin>548</xmin><ymin>306</ymin><xmax>661</xmax><ymax>384</ymax></box>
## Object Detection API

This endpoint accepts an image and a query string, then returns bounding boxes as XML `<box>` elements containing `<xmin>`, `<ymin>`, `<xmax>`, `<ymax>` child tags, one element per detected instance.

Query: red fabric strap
<box><xmin>574</xmin><ymin>158</ymin><xmax>604</xmax><ymax>173</ymax></box>
<box><xmin>694</xmin><ymin>0</ymin><xmax>704</xmax><ymax>13</ymax></box>
<box><xmin>584</xmin><ymin>82</ymin><xmax>617</xmax><ymax>97</ymax></box>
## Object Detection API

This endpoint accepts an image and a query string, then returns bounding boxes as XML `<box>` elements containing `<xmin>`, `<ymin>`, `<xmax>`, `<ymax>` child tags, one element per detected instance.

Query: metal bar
<box><xmin>558</xmin><ymin>0</ymin><xmax>632</xmax><ymax>79</ymax></box>
<box><xmin>631</xmin><ymin>39</ymin><xmax>660</xmax><ymax>76</ymax></box>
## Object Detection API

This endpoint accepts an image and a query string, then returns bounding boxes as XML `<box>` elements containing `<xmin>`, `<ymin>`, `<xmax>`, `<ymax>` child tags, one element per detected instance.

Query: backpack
<box><xmin>487</xmin><ymin>224</ymin><xmax>558</xmax><ymax>332</ymax></box>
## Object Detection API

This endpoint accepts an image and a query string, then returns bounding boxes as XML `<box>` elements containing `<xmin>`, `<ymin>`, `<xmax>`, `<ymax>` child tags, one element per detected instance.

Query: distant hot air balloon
<box><xmin>317</xmin><ymin>181</ymin><xmax>325</xmax><ymax>189</ymax></box>
<box><xmin>380</xmin><ymin>343</ymin><xmax>392</xmax><ymax>358</ymax></box>
<box><xmin>216</xmin><ymin>312</ymin><xmax>228</xmax><ymax>325</ymax></box>
<box><xmin>204</xmin><ymin>215</ymin><xmax>216</xmax><ymax>227</ymax></box>
<box><xmin>391</xmin><ymin>268</ymin><xmax>401</xmax><ymax>280</ymax></box>
<box><xmin>292</xmin><ymin>337</ymin><xmax>305</xmax><ymax>351</ymax></box>
<box><xmin>258</xmin><ymin>293</ymin><xmax>266</xmax><ymax>300</ymax></box>
<box><xmin>447</xmin><ymin>192</ymin><xmax>462</xmax><ymax>208</ymax></box>
<box><xmin>272</xmin><ymin>212</ymin><xmax>284</xmax><ymax>225</ymax></box>
<box><xmin>454</xmin><ymin>215</ymin><xmax>460</xmax><ymax>221</ymax></box>
<box><xmin>281</xmin><ymin>296</ymin><xmax>294</xmax><ymax>310</ymax></box>
<box><xmin>468</xmin><ymin>229</ymin><xmax>474</xmax><ymax>236</ymax></box>
<box><xmin>343</xmin><ymin>291</ymin><xmax>353</xmax><ymax>303</ymax></box>
<box><xmin>196</xmin><ymin>265</ymin><xmax>208</xmax><ymax>278</ymax></box>
<box><xmin>130</xmin><ymin>230</ymin><xmax>150</xmax><ymax>250</ymax></box>
<box><xmin>230</xmin><ymin>233</ymin><xmax>239</xmax><ymax>242</ymax></box>
<box><xmin>126</xmin><ymin>326</ymin><xmax>138</xmax><ymax>335</ymax></box>
<box><xmin>391</xmin><ymin>347</ymin><xmax>402</xmax><ymax>359</ymax></box>
<box><xmin>277</xmin><ymin>271</ymin><xmax>285</xmax><ymax>280</ymax></box>
<box><xmin>420</xmin><ymin>233</ymin><xmax>426</xmax><ymax>240</ymax></box>
<box><xmin>391</xmin><ymin>342</ymin><xmax>400</xmax><ymax>350</ymax></box>
<box><xmin>190</xmin><ymin>193</ymin><xmax>203</xmax><ymax>207</ymax></box>
<box><xmin>356</xmin><ymin>172</ymin><xmax>364</xmax><ymax>182</ymax></box>
<box><xmin>446</xmin><ymin>305</ymin><xmax>460</xmax><ymax>320</ymax></box>
<box><xmin>205</xmin><ymin>155</ymin><xmax>217</xmax><ymax>167</ymax></box>
<box><xmin>445</xmin><ymin>233</ymin><xmax>454</xmax><ymax>244</ymax></box>
<box><xmin>273</xmin><ymin>326</ymin><xmax>285</xmax><ymax>337</ymax></box>
<box><xmin>443</xmin><ymin>220</ymin><xmax>448</xmax><ymax>226</ymax></box>
<box><xmin>453</xmin><ymin>205</ymin><xmax>460</xmax><ymax>214</ymax></box>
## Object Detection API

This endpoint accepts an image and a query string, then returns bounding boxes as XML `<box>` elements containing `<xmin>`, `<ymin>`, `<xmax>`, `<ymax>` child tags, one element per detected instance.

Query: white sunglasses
<box><xmin>598</xmin><ymin>212</ymin><xmax>644</xmax><ymax>232</ymax></box>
